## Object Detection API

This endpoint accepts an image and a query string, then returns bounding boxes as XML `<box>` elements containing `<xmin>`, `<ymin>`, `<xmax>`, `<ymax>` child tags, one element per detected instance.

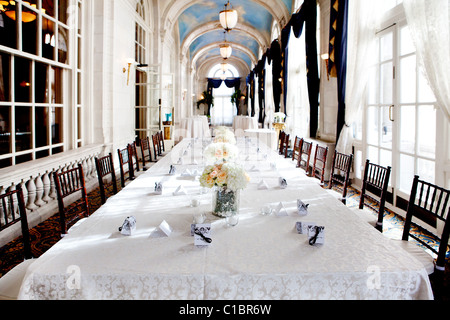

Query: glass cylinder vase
<box><xmin>212</xmin><ymin>187</ymin><xmax>240</xmax><ymax>218</ymax></box>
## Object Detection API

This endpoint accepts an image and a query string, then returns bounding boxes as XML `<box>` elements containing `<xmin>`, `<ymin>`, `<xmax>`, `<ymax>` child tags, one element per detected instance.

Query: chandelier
<box><xmin>219</xmin><ymin>1</ymin><xmax>238</xmax><ymax>32</ymax></box>
<box><xmin>0</xmin><ymin>1</ymin><xmax>45</xmax><ymax>23</ymax></box>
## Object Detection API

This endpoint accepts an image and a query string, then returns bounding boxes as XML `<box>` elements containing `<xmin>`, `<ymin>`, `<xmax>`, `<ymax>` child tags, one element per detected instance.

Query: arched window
<box><xmin>208</xmin><ymin>64</ymin><xmax>239</xmax><ymax>126</ymax></box>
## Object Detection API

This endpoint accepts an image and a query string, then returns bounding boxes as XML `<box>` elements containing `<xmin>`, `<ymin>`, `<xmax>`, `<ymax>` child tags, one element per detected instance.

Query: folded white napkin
<box><xmin>274</xmin><ymin>202</ymin><xmax>288</xmax><ymax>216</ymax></box>
<box><xmin>173</xmin><ymin>186</ymin><xmax>187</xmax><ymax>196</ymax></box>
<box><xmin>181</xmin><ymin>169</ymin><xmax>192</xmax><ymax>176</ymax></box>
<box><xmin>258</xmin><ymin>180</ymin><xmax>269</xmax><ymax>190</ymax></box>
<box><xmin>250</xmin><ymin>165</ymin><xmax>259</xmax><ymax>172</ymax></box>
<box><xmin>177</xmin><ymin>157</ymin><xmax>184</xmax><ymax>165</ymax></box>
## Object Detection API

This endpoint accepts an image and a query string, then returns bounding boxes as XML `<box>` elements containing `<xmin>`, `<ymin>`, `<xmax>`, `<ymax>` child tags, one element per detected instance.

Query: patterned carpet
<box><xmin>1</xmin><ymin>181</ymin><xmax>448</xmax><ymax>300</ymax></box>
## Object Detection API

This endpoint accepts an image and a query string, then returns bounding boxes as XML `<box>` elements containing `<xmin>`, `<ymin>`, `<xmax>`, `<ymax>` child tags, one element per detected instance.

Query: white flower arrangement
<box><xmin>274</xmin><ymin>112</ymin><xmax>286</xmax><ymax>123</ymax></box>
<box><xmin>214</xmin><ymin>126</ymin><xmax>236</xmax><ymax>144</ymax></box>
<box><xmin>204</xmin><ymin>142</ymin><xmax>238</xmax><ymax>163</ymax></box>
<box><xmin>199</xmin><ymin>162</ymin><xmax>250</xmax><ymax>191</ymax></box>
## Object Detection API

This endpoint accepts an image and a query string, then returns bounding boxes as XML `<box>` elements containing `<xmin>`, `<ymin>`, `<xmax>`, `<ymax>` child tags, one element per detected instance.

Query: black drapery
<box><xmin>328</xmin><ymin>0</ymin><xmax>348</xmax><ymax>143</ymax></box>
<box><xmin>207</xmin><ymin>77</ymin><xmax>242</xmax><ymax>115</ymax></box>
<box><xmin>280</xmin><ymin>0</ymin><xmax>319</xmax><ymax>138</ymax></box>
<box><xmin>254</xmin><ymin>57</ymin><xmax>266</xmax><ymax>124</ymax></box>
<box><xmin>269</xmin><ymin>40</ymin><xmax>282</xmax><ymax>113</ymax></box>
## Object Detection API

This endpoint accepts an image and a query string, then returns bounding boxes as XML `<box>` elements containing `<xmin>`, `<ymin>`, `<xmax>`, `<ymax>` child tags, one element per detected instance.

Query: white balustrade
<box><xmin>0</xmin><ymin>144</ymin><xmax>105</xmax><ymax>248</ymax></box>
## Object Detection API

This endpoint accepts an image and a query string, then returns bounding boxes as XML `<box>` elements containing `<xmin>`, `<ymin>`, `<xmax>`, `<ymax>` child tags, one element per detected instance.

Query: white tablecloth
<box><xmin>179</xmin><ymin>116</ymin><xmax>210</xmax><ymax>139</ymax></box>
<box><xmin>18</xmin><ymin>138</ymin><xmax>433</xmax><ymax>300</ymax></box>
<box><xmin>233</xmin><ymin>116</ymin><xmax>258</xmax><ymax>136</ymax></box>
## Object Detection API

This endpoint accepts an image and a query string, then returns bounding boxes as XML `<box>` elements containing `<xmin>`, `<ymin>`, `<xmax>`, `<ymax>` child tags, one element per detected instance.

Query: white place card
<box><xmin>169</xmin><ymin>165</ymin><xmax>176</xmax><ymax>175</ymax></box>
<box><xmin>181</xmin><ymin>169</ymin><xmax>192</xmax><ymax>176</ymax></box>
<box><xmin>274</xmin><ymin>202</ymin><xmax>288</xmax><ymax>216</ymax></box>
<box><xmin>119</xmin><ymin>216</ymin><xmax>136</xmax><ymax>236</ymax></box>
<box><xmin>154</xmin><ymin>182</ymin><xmax>163</xmax><ymax>195</ymax></box>
<box><xmin>307</xmin><ymin>225</ymin><xmax>325</xmax><ymax>245</ymax></box>
<box><xmin>193</xmin><ymin>224</ymin><xmax>212</xmax><ymax>246</ymax></box>
<box><xmin>173</xmin><ymin>186</ymin><xmax>187</xmax><ymax>196</ymax></box>
<box><xmin>295</xmin><ymin>221</ymin><xmax>315</xmax><ymax>234</ymax></box>
<box><xmin>158</xmin><ymin>220</ymin><xmax>173</xmax><ymax>237</ymax></box>
<box><xmin>279</xmin><ymin>177</ymin><xmax>287</xmax><ymax>189</ymax></box>
<box><xmin>297</xmin><ymin>200</ymin><xmax>309</xmax><ymax>216</ymax></box>
<box><xmin>270</xmin><ymin>162</ymin><xmax>277</xmax><ymax>170</ymax></box>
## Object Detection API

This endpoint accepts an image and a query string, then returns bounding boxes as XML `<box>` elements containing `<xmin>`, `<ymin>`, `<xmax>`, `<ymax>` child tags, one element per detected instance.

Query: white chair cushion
<box><xmin>392</xmin><ymin>239</ymin><xmax>435</xmax><ymax>274</ymax></box>
<box><xmin>0</xmin><ymin>259</ymin><xmax>35</xmax><ymax>300</ymax></box>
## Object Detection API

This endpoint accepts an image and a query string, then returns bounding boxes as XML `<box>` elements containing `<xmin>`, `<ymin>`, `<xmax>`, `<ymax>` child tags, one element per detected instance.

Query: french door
<box><xmin>365</xmin><ymin>21</ymin><xmax>436</xmax><ymax>212</ymax></box>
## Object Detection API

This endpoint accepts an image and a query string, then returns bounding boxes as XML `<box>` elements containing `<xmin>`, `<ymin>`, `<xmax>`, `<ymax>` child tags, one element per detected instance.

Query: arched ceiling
<box><xmin>162</xmin><ymin>0</ymin><xmax>293</xmax><ymax>76</ymax></box>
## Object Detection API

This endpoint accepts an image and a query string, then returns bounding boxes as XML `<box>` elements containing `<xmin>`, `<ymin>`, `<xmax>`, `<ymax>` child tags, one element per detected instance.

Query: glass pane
<box><xmin>367</xmin><ymin>67</ymin><xmax>377</xmax><ymax>104</ymax></box>
<box><xmin>42</xmin><ymin>0</ymin><xmax>55</xmax><ymax>17</ymax></box>
<box><xmin>418</xmin><ymin>68</ymin><xmax>436</xmax><ymax>102</ymax></box>
<box><xmin>58</xmin><ymin>0</ymin><xmax>69</xmax><ymax>24</ymax></box>
<box><xmin>36</xmin><ymin>149</ymin><xmax>49</xmax><ymax>159</ymax></box>
<box><xmin>0</xmin><ymin>53</ymin><xmax>11</xmax><ymax>102</ymax></box>
<box><xmin>0</xmin><ymin>158</ymin><xmax>12</xmax><ymax>169</ymax></box>
<box><xmin>355</xmin><ymin>150</ymin><xmax>363</xmax><ymax>179</ymax></box>
<box><xmin>51</xmin><ymin>67</ymin><xmax>63</xmax><ymax>103</ymax></box>
<box><xmin>15</xmin><ymin>106</ymin><xmax>32</xmax><ymax>152</ymax></box>
<box><xmin>51</xmin><ymin>106</ymin><xmax>63</xmax><ymax>144</ymax></box>
<box><xmin>58</xmin><ymin>26</ymin><xmax>69</xmax><ymax>64</ymax></box>
<box><xmin>0</xmin><ymin>8</ymin><xmax>17</xmax><ymax>49</ymax></box>
<box><xmin>417</xmin><ymin>105</ymin><xmax>435</xmax><ymax>158</ymax></box>
<box><xmin>22</xmin><ymin>9</ymin><xmax>37</xmax><ymax>55</ymax></box>
<box><xmin>400</xmin><ymin>26</ymin><xmax>415</xmax><ymax>56</ymax></box>
<box><xmin>380</xmin><ymin>149</ymin><xmax>392</xmax><ymax>170</ymax></box>
<box><xmin>15</xmin><ymin>57</ymin><xmax>32</xmax><ymax>103</ymax></box>
<box><xmin>399</xmin><ymin>154</ymin><xmax>415</xmax><ymax>193</ymax></box>
<box><xmin>367</xmin><ymin>146</ymin><xmax>379</xmax><ymax>164</ymax></box>
<box><xmin>380</xmin><ymin>32</ymin><xmax>393</xmax><ymax>61</ymax></box>
<box><xmin>399</xmin><ymin>55</ymin><xmax>416</xmax><ymax>103</ymax></box>
<box><xmin>399</xmin><ymin>105</ymin><xmax>415</xmax><ymax>153</ymax></box>
<box><xmin>0</xmin><ymin>106</ymin><xmax>11</xmax><ymax>154</ymax></box>
<box><xmin>42</xmin><ymin>17</ymin><xmax>55</xmax><ymax>60</ymax></box>
<box><xmin>77</xmin><ymin>72</ymin><xmax>81</xmax><ymax>104</ymax></box>
<box><xmin>135</xmin><ymin>108</ymin><xmax>148</xmax><ymax>129</ymax></box>
<box><xmin>35</xmin><ymin>107</ymin><xmax>49</xmax><ymax>148</ymax></box>
<box><xmin>16</xmin><ymin>153</ymin><xmax>33</xmax><ymax>164</ymax></box>
<box><xmin>35</xmin><ymin>62</ymin><xmax>48</xmax><ymax>103</ymax></box>
<box><xmin>367</xmin><ymin>106</ymin><xmax>379</xmax><ymax>145</ymax></box>
<box><xmin>380</xmin><ymin>62</ymin><xmax>393</xmax><ymax>104</ymax></box>
<box><xmin>418</xmin><ymin>158</ymin><xmax>435</xmax><ymax>184</ymax></box>
<box><xmin>380</xmin><ymin>106</ymin><xmax>392</xmax><ymax>149</ymax></box>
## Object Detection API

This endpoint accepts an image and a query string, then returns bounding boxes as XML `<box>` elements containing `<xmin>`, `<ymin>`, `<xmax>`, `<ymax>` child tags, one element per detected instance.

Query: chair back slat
<box><xmin>140</xmin><ymin>136</ymin><xmax>155</xmax><ymax>169</ymax></box>
<box><xmin>0</xmin><ymin>185</ymin><xmax>32</xmax><ymax>259</ymax></box>
<box><xmin>95</xmin><ymin>153</ymin><xmax>118</xmax><ymax>204</ymax></box>
<box><xmin>312</xmin><ymin>145</ymin><xmax>328</xmax><ymax>183</ymax></box>
<box><xmin>53</xmin><ymin>164</ymin><xmax>90</xmax><ymax>236</ymax></box>
<box><xmin>328</xmin><ymin>150</ymin><xmax>353</xmax><ymax>204</ymax></box>
<box><xmin>359</xmin><ymin>159</ymin><xmax>391</xmax><ymax>231</ymax></box>
<box><xmin>297</xmin><ymin>139</ymin><xmax>312</xmax><ymax>173</ymax></box>
<box><xmin>117</xmin><ymin>145</ymin><xmax>135</xmax><ymax>188</ymax></box>
<box><xmin>402</xmin><ymin>175</ymin><xmax>450</xmax><ymax>271</ymax></box>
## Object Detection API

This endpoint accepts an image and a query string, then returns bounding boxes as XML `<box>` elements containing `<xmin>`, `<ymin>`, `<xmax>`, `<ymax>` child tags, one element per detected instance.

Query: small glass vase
<box><xmin>212</xmin><ymin>187</ymin><xmax>240</xmax><ymax>218</ymax></box>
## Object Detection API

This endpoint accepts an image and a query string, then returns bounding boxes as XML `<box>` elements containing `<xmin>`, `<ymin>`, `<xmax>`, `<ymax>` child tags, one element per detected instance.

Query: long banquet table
<box><xmin>18</xmin><ymin>138</ymin><xmax>433</xmax><ymax>300</ymax></box>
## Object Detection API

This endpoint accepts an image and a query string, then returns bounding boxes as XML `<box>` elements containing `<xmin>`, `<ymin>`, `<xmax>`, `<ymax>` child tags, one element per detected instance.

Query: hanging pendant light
<box><xmin>220</xmin><ymin>61</ymin><xmax>228</xmax><ymax>73</ymax></box>
<box><xmin>219</xmin><ymin>1</ymin><xmax>238</xmax><ymax>32</ymax></box>
<box><xmin>220</xmin><ymin>43</ymin><xmax>232</xmax><ymax>59</ymax></box>
<box><xmin>1</xmin><ymin>1</ymin><xmax>38</xmax><ymax>23</ymax></box>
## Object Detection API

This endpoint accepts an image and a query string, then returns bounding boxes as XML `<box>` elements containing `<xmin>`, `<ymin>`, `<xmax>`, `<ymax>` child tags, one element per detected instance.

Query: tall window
<box><xmin>363</xmin><ymin>1</ymin><xmax>437</xmax><ymax>208</ymax></box>
<box><xmin>0</xmin><ymin>0</ymin><xmax>82</xmax><ymax>168</ymax></box>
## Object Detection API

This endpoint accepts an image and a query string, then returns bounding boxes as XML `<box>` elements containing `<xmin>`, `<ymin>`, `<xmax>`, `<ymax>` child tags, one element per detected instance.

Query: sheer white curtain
<box><xmin>286</xmin><ymin>28</ymin><xmax>310</xmax><ymax>138</ymax></box>
<box><xmin>336</xmin><ymin>1</ymin><xmax>379</xmax><ymax>155</ymax></box>
<box><xmin>403</xmin><ymin>0</ymin><xmax>450</xmax><ymax>122</ymax></box>
<box><xmin>264</xmin><ymin>60</ymin><xmax>275</xmax><ymax>128</ymax></box>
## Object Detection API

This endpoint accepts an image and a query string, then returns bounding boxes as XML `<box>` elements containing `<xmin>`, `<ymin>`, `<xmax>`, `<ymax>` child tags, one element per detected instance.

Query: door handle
<box><xmin>389</xmin><ymin>105</ymin><xmax>394</xmax><ymax>122</ymax></box>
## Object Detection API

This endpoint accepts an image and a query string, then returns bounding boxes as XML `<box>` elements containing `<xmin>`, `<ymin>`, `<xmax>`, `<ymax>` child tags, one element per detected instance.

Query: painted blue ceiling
<box><xmin>178</xmin><ymin>0</ymin><xmax>293</xmax><ymax>70</ymax></box>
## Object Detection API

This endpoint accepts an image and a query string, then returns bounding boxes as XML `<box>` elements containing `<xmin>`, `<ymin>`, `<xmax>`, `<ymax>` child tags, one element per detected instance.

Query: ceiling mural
<box><xmin>174</xmin><ymin>0</ymin><xmax>293</xmax><ymax>74</ymax></box>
